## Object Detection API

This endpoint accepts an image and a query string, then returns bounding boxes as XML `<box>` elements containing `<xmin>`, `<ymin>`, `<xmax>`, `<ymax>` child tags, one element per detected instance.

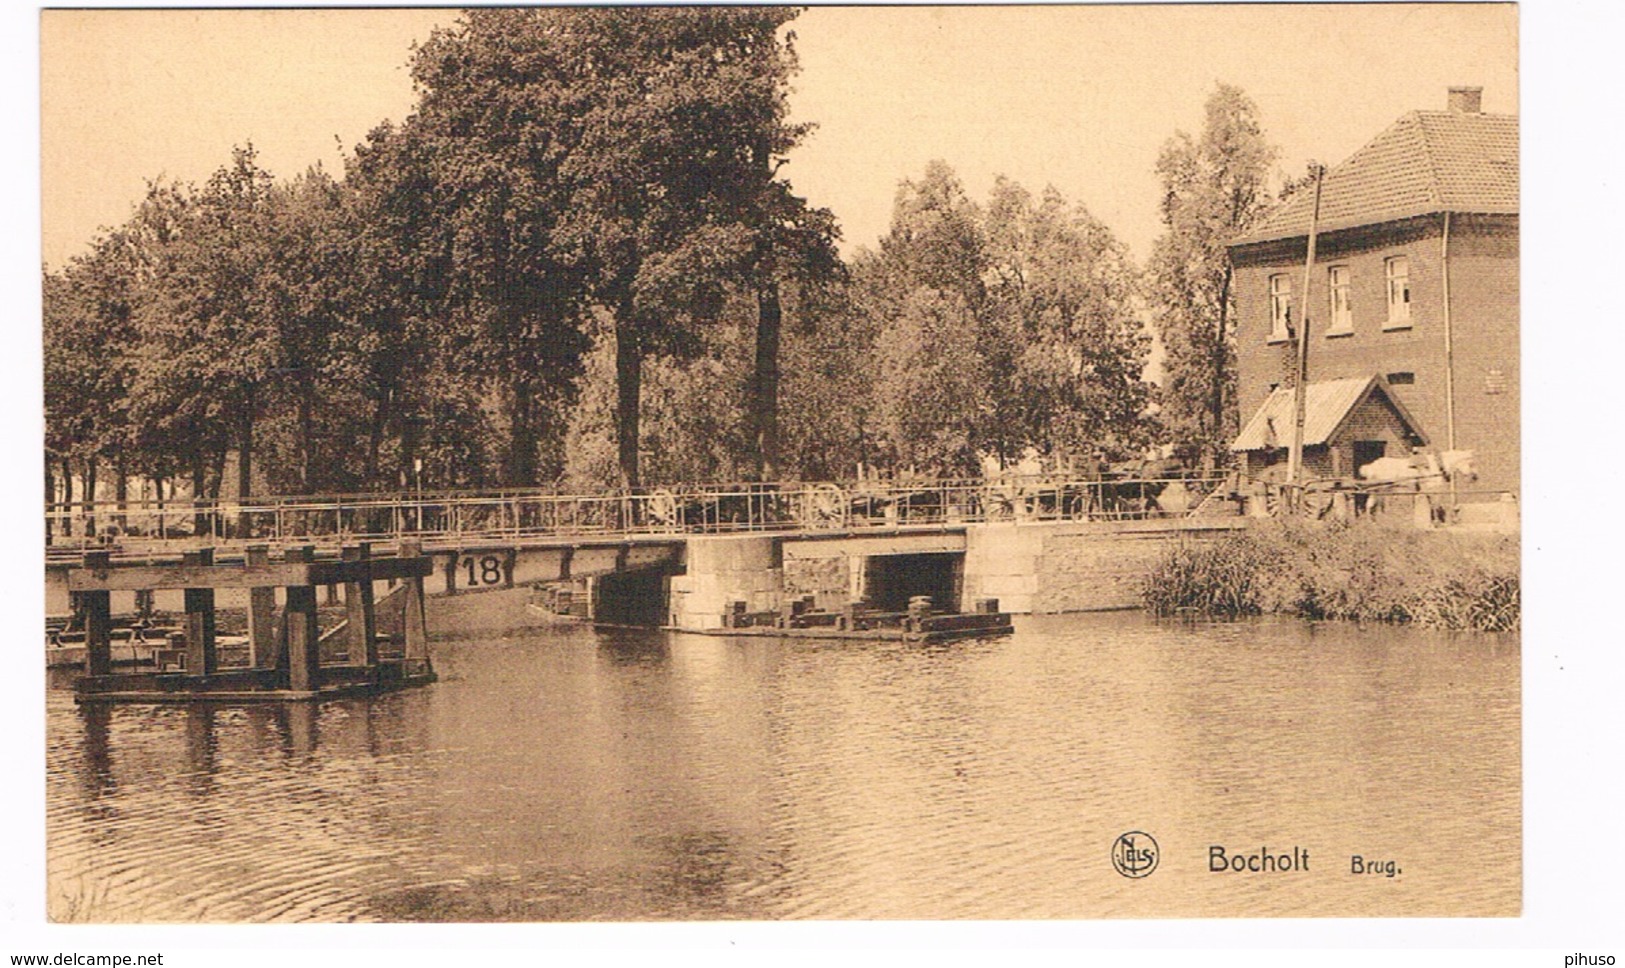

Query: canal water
<box><xmin>45</xmin><ymin>610</ymin><xmax>1519</xmax><ymax>921</ymax></box>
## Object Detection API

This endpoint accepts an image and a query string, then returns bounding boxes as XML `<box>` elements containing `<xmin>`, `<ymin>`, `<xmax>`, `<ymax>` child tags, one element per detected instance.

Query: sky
<box><xmin>39</xmin><ymin>4</ymin><xmax>1518</xmax><ymax>271</ymax></box>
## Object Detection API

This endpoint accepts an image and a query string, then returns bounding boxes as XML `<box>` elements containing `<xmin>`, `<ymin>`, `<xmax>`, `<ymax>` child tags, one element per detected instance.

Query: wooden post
<box><xmin>907</xmin><ymin>595</ymin><xmax>932</xmax><ymax>633</ymax></box>
<box><xmin>82</xmin><ymin>550</ymin><xmax>113</xmax><ymax>678</ymax></box>
<box><xmin>246</xmin><ymin>545</ymin><xmax>277</xmax><ymax>669</ymax></box>
<box><xmin>1287</xmin><ymin>165</ymin><xmax>1325</xmax><ymax>488</ymax></box>
<box><xmin>343</xmin><ymin>543</ymin><xmax>378</xmax><ymax>667</ymax></box>
<box><xmin>284</xmin><ymin>545</ymin><xmax>320</xmax><ymax>693</ymax></box>
<box><xmin>400</xmin><ymin>539</ymin><xmax>430</xmax><ymax>662</ymax></box>
<box><xmin>182</xmin><ymin>548</ymin><xmax>218</xmax><ymax>676</ymax></box>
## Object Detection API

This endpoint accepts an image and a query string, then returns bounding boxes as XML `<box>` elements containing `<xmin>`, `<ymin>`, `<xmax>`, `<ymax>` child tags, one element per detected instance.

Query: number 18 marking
<box><xmin>462</xmin><ymin>555</ymin><xmax>504</xmax><ymax>587</ymax></box>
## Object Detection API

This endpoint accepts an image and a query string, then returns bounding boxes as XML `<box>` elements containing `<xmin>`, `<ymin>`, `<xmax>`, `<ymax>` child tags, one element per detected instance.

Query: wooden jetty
<box><xmin>68</xmin><ymin>540</ymin><xmax>436</xmax><ymax>704</ymax></box>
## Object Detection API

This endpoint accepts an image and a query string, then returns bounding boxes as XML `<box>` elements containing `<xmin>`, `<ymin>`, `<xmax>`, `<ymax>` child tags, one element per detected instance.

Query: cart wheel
<box><xmin>1300</xmin><ymin>487</ymin><xmax>1336</xmax><ymax>520</ymax></box>
<box><xmin>800</xmin><ymin>483</ymin><xmax>846</xmax><ymax>528</ymax></box>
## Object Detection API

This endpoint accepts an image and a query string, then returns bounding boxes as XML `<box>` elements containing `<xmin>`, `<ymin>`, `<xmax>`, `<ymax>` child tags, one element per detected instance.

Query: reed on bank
<box><xmin>1142</xmin><ymin>518</ymin><xmax>1519</xmax><ymax>632</ymax></box>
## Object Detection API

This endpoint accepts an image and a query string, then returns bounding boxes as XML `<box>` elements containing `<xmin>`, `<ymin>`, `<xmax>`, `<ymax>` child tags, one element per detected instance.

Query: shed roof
<box><xmin>1234</xmin><ymin>109</ymin><xmax>1518</xmax><ymax>246</ymax></box>
<box><xmin>1230</xmin><ymin>376</ymin><xmax>1428</xmax><ymax>453</ymax></box>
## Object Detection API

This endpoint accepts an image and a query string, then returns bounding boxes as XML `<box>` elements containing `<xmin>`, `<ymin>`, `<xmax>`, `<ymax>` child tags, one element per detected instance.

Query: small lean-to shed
<box><xmin>1231</xmin><ymin>375</ymin><xmax>1428</xmax><ymax>482</ymax></box>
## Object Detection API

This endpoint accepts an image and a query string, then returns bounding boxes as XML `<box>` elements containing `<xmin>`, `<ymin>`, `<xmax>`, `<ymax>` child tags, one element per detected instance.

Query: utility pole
<box><xmin>1286</xmin><ymin>164</ymin><xmax>1326</xmax><ymax>488</ymax></box>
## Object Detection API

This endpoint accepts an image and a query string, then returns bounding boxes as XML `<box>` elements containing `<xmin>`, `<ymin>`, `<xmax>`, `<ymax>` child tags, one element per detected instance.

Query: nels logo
<box><xmin>1112</xmin><ymin>831</ymin><xmax>1160</xmax><ymax>879</ymax></box>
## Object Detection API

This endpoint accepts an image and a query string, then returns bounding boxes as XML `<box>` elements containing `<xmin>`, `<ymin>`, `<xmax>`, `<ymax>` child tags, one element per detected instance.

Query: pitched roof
<box><xmin>1235</xmin><ymin>110</ymin><xmax>1518</xmax><ymax>246</ymax></box>
<box><xmin>1231</xmin><ymin>376</ymin><xmax>1428</xmax><ymax>453</ymax></box>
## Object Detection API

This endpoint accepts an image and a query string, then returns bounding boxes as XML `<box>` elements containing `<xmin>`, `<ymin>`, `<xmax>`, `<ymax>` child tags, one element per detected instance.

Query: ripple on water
<box><xmin>47</xmin><ymin>613</ymin><xmax>1519</xmax><ymax>921</ymax></box>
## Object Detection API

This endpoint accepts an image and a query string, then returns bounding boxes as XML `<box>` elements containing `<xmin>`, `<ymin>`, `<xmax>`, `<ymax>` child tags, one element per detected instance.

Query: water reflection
<box><xmin>182</xmin><ymin>707</ymin><xmax>217</xmax><ymax>798</ymax></box>
<box><xmin>78</xmin><ymin>703</ymin><xmax>115</xmax><ymax>801</ymax></box>
<box><xmin>46</xmin><ymin>614</ymin><xmax>1519</xmax><ymax>921</ymax></box>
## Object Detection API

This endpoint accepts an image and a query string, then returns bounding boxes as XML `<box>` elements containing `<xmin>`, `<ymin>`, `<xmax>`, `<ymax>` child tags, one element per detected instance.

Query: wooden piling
<box><xmin>342</xmin><ymin>543</ymin><xmax>378</xmax><ymax>668</ymax></box>
<box><xmin>907</xmin><ymin>595</ymin><xmax>932</xmax><ymax>633</ymax></box>
<box><xmin>246</xmin><ymin>545</ymin><xmax>277</xmax><ymax>669</ymax></box>
<box><xmin>399</xmin><ymin>539</ymin><xmax>430</xmax><ymax>661</ymax></box>
<box><xmin>182</xmin><ymin>548</ymin><xmax>218</xmax><ymax>676</ymax></box>
<box><xmin>82</xmin><ymin>551</ymin><xmax>113</xmax><ymax>677</ymax></box>
<box><xmin>283</xmin><ymin>545</ymin><xmax>320</xmax><ymax>693</ymax></box>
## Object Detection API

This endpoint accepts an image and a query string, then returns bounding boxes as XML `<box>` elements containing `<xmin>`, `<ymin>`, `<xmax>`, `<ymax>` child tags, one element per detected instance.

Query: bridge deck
<box><xmin>45</xmin><ymin>476</ymin><xmax>1234</xmax><ymax>560</ymax></box>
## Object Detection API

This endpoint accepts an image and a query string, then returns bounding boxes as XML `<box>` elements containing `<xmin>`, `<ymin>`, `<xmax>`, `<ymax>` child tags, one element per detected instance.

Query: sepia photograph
<box><xmin>27</xmin><ymin>0</ymin><xmax>1542</xmax><ymax>937</ymax></box>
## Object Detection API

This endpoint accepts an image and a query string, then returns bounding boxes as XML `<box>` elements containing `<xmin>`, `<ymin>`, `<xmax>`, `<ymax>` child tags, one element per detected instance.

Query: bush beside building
<box><xmin>1142</xmin><ymin>519</ymin><xmax>1519</xmax><ymax>631</ymax></box>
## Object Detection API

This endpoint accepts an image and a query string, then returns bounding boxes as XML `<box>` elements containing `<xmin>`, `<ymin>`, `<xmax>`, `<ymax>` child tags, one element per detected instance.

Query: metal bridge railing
<box><xmin>1245</xmin><ymin>478</ymin><xmax>1519</xmax><ymax>524</ymax></box>
<box><xmin>43</xmin><ymin>476</ymin><xmax>1232</xmax><ymax>555</ymax></box>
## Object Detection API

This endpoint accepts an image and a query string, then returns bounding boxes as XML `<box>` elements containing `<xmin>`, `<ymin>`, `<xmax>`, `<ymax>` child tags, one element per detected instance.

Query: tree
<box><xmin>251</xmin><ymin>165</ymin><xmax>360</xmax><ymax>494</ymax></box>
<box><xmin>871</xmin><ymin>287</ymin><xmax>991</xmax><ymax>474</ymax></box>
<box><xmin>43</xmin><ymin>246</ymin><xmax>129</xmax><ymax>534</ymax></box>
<box><xmin>538</xmin><ymin>6</ymin><xmax>832</xmax><ymax>488</ymax></box>
<box><xmin>982</xmin><ymin>178</ymin><xmax>1151</xmax><ymax>462</ymax></box>
<box><xmin>126</xmin><ymin>146</ymin><xmax>281</xmax><ymax>525</ymax></box>
<box><xmin>849</xmin><ymin>162</ymin><xmax>1151</xmax><ymax>475</ymax></box>
<box><xmin>875</xmin><ymin>160</ymin><xmax>987</xmax><ymax>304</ymax></box>
<box><xmin>402</xmin><ymin>21</ymin><xmax>593</xmax><ymax>487</ymax></box>
<box><xmin>45</xmin><ymin>180</ymin><xmax>202</xmax><ymax>534</ymax></box>
<box><xmin>1146</xmin><ymin>83</ymin><xmax>1278</xmax><ymax>461</ymax></box>
<box><xmin>853</xmin><ymin>163</ymin><xmax>990</xmax><ymax>473</ymax></box>
<box><xmin>777</xmin><ymin>280</ymin><xmax>875</xmax><ymax>481</ymax></box>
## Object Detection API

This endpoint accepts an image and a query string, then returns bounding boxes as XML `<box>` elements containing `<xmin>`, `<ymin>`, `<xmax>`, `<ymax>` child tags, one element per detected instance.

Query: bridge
<box><xmin>46</xmin><ymin>476</ymin><xmax>1246</xmax><ymax>628</ymax></box>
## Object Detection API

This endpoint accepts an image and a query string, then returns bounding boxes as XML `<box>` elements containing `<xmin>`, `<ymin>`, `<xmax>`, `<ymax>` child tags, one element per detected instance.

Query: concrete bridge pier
<box><xmin>667</xmin><ymin>535</ymin><xmax>784</xmax><ymax>631</ymax></box>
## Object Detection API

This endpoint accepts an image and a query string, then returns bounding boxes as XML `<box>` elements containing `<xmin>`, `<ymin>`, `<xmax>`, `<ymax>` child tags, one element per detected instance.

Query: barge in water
<box><xmin>531</xmin><ymin>585</ymin><xmax>1013</xmax><ymax>644</ymax></box>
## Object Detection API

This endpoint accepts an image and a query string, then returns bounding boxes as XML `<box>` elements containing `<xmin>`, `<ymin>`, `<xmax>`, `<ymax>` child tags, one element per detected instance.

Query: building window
<box><xmin>1384</xmin><ymin>256</ymin><xmax>1411</xmax><ymax>328</ymax></box>
<box><xmin>1386</xmin><ymin>371</ymin><xmax>1415</xmax><ymax>385</ymax></box>
<box><xmin>1327</xmin><ymin>265</ymin><xmax>1353</xmax><ymax>335</ymax></box>
<box><xmin>1269</xmin><ymin>274</ymin><xmax>1291</xmax><ymax>342</ymax></box>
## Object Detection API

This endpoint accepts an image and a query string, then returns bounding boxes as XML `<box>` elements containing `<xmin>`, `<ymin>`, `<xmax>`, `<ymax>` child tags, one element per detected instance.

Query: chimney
<box><xmin>1448</xmin><ymin>86</ymin><xmax>1484</xmax><ymax>113</ymax></box>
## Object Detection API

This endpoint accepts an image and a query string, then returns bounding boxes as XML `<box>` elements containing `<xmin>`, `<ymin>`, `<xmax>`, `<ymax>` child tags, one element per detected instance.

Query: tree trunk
<box><xmin>114</xmin><ymin>456</ymin><xmax>128</xmax><ymax>535</ymax></box>
<box><xmin>152</xmin><ymin>476</ymin><xmax>166</xmax><ymax>539</ymax></box>
<box><xmin>210</xmin><ymin>444</ymin><xmax>228</xmax><ymax>541</ymax></box>
<box><xmin>615</xmin><ymin>319</ymin><xmax>642</xmax><ymax>490</ymax></box>
<box><xmin>366</xmin><ymin>389</ymin><xmax>392</xmax><ymax>491</ymax></box>
<box><xmin>45</xmin><ymin>461</ymin><xmax>55</xmax><ymax>545</ymax></box>
<box><xmin>398</xmin><ymin>402</ymin><xmax>420</xmax><ymax>493</ymax></box>
<box><xmin>191</xmin><ymin>453</ymin><xmax>208</xmax><ymax>536</ymax></box>
<box><xmin>61</xmin><ymin>459</ymin><xmax>73</xmax><ymax>537</ymax></box>
<box><xmin>505</xmin><ymin>376</ymin><xmax>536</xmax><ymax>487</ymax></box>
<box><xmin>237</xmin><ymin>396</ymin><xmax>254</xmax><ymax>536</ymax></box>
<box><xmin>752</xmin><ymin>280</ymin><xmax>783</xmax><ymax>481</ymax></box>
<box><xmin>297</xmin><ymin>368</ymin><xmax>316</xmax><ymax>494</ymax></box>
<box><xmin>1210</xmin><ymin>263</ymin><xmax>1234</xmax><ymax>464</ymax></box>
<box><xmin>83</xmin><ymin>458</ymin><xmax>98</xmax><ymax>538</ymax></box>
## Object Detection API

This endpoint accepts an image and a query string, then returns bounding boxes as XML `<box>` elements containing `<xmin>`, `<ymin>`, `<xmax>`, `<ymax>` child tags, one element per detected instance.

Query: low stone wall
<box><xmin>784</xmin><ymin>555</ymin><xmax>851</xmax><ymax>613</ymax></box>
<box><xmin>963</xmin><ymin>519</ymin><xmax>1248</xmax><ymax>613</ymax></box>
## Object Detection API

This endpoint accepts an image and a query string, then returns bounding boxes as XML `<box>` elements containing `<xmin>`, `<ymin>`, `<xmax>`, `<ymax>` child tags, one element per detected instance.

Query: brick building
<box><xmin>1228</xmin><ymin>87</ymin><xmax>1518</xmax><ymax>496</ymax></box>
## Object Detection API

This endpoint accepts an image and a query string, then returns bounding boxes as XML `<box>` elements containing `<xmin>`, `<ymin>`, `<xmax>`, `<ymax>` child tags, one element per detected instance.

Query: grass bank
<box><xmin>1142</xmin><ymin>519</ymin><xmax>1519</xmax><ymax>632</ymax></box>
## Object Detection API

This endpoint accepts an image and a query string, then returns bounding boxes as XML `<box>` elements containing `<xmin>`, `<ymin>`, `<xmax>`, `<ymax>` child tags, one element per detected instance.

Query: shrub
<box><xmin>1142</xmin><ymin>519</ymin><xmax>1518</xmax><ymax>632</ymax></box>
